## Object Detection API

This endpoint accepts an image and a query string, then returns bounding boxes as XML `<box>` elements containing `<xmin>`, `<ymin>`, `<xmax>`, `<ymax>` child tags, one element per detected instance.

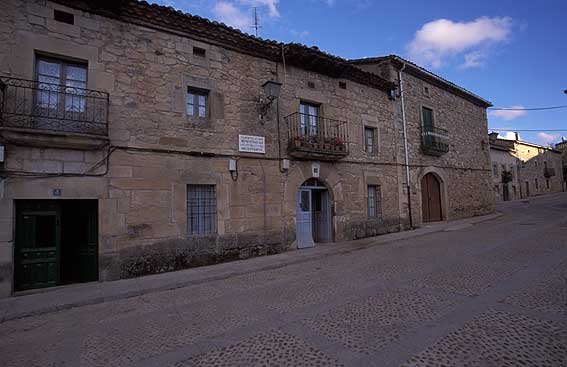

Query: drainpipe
<box><xmin>398</xmin><ymin>62</ymin><xmax>413</xmax><ymax>228</ymax></box>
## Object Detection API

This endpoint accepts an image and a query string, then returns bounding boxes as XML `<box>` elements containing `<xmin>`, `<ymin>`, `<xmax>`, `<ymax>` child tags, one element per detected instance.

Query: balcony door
<box><xmin>35</xmin><ymin>57</ymin><xmax>88</xmax><ymax>125</ymax></box>
<box><xmin>299</xmin><ymin>102</ymin><xmax>319</xmax><ymax>137</ymax></box>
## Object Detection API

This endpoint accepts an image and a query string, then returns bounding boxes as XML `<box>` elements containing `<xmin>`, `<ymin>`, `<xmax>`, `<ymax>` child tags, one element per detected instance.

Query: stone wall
<box><xmin>0</xmin><ymin>0</ymin><xmax>407</xmax><ymax>295</ymax></box>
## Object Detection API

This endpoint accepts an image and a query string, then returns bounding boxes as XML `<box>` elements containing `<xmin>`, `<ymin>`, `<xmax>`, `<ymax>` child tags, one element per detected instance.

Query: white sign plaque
<box><xmin>239</xmin><ymin>135</ymin><xmax>265</xmax><ymax>154</ymax></box>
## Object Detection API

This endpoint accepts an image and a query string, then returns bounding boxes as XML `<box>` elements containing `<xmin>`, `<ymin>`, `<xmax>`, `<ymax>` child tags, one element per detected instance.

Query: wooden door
<box><xmin>62</xmin><ymin>200</ymin><xmax>98</xmax><ymax>283</ymax></box>
<box><xmin>421</xmin><ymin>173</ymin><xmax>442</xmax><ymax>222</ymax></box>
<box><xmin>296</xmin><ymin>189</ymin><xmax>315</xmax><ymax>248</ymax></box>
<box><xmin>313</xmin><ymin>190</ymin><xmax>332</xmax><ymax>243</ymax></box>
<box><xmin>15</xmin><ymin>201</ymin><xmax>61</xmax><ymax>291</ymax></box>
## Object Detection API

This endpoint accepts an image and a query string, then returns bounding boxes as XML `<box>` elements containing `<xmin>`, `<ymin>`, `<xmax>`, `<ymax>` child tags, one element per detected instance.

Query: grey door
<box><xmin>314</xmin><ymin>190</ymin><xmax>332</xmax><ymax>243</ymax></box>
<box><xmin>296</xmin><ymin>189</ymin><xmax>315</xmax><ymax>248</ymax></box>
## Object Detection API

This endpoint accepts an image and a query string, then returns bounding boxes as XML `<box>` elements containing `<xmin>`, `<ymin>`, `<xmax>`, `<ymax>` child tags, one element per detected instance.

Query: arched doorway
<box><xmin>421</xmin><ymin>173</ymin><xmax>443</xmax><ymax>222</ymax></box>
<box><xmin>296</xmin><ymin>178</ymin><xmax>333</xmax><ymax>248</ymax></box>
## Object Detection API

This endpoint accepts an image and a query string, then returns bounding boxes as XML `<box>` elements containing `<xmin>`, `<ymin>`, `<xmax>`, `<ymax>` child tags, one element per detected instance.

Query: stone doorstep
<box><xmin>0</xmin><ymin>212</ymin><xmax>503</xmax><ymax>322</ymax></box>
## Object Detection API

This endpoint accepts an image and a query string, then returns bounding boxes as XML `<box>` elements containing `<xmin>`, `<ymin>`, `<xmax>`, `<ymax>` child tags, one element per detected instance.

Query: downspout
<box><xmin>398</xmin><ymin>62</ymin><xmax>413</xmax><ymax>228</ymax></box>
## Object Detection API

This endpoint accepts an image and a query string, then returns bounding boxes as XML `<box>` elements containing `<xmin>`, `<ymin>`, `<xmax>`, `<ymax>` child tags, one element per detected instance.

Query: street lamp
<box><xmin>258</xmin><ymin>80</ymin><xmax>282</xmax><ymax>121</ymax></box>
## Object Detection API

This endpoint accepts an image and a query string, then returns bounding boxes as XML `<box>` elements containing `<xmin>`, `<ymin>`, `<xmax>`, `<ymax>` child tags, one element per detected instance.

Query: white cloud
<box><xmin>212</xmin><ymin>0</ymin><xmax>279</xmax><ymax>31</ymax></box>
<box><xmin>489</xmin><ymin>105</ymin><xmax>527</xmax><ymax>121</ymax></box>
<box><xmin>240</xmin><ymin>0</ymin><xmax>279</xmax><ymax>18</ymax></box>
<box><xmin>407</xmin><ymin>16</ymin><xmax>513</xmax><ymax>68</ymax></box>
<box><xmin>536</xmin><ymin>132</ymin><xmax>561</xmax><ymax>146</ymax></box>
<box><xmin>498</xmin><ymin>131</ymin><xmax>517</xmax><ymax>140</ymax></box>
<box><xmin>290</xmin><ymin>29</ymin><xmax>310</xmax><ymax>38</ymax></box>
<box><xmin>212</xmin><ymin>1</ymin><xmax>250</xmax><ymax>29</ymax></box>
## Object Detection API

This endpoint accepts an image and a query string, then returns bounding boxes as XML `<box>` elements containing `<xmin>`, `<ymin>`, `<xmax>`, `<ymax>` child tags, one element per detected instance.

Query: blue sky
<box><xmin>152</xmin><ymin>0</ymin><xmax>567</xmax><ymax>146</ymax></box>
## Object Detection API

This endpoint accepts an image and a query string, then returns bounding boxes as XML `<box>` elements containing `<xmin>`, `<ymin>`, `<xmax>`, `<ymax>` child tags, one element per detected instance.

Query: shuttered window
<box><xmin>187</xmin><ymin>185</ymin><xmax>216</xmax><ymax>235</ymax></box>
<box><xmin>367</xmin><ymin>185</ymin><xmax>382</xmax><ymax>220</ymax></box>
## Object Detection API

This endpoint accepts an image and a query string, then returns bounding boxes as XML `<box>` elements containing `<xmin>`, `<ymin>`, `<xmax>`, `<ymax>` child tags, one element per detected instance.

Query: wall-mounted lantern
<box><xmin>258</xmin><ymin>80</ymin><xmax>282</xmax><ymax>121</ymax></box>
<box><xmin>229</xmin><ymin>159</ymin><xmax>238</xmax><ymax>181</ymax></box>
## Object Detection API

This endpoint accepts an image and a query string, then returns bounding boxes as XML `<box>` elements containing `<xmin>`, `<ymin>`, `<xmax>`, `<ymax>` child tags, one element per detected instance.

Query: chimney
<box><xmin>514</xmin><ymin>132</ymin><xmax>520</xmax><ymax>141</ymax></box>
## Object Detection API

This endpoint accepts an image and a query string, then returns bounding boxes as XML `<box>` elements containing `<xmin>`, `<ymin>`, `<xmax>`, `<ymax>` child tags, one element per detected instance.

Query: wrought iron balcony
<box><xmin>0</xmin><ymin>76</ymin><xmax>109</xmax><ymax>136</ymax></box>
<box><xmin>421</xmin><ymin>126</ymin><xmax>449</xmax><ymax>156</ymax></box>
<box><xmin>286</xmin><ymin>112</ymin><xmax>349</xmax><ymax>160</ymax></box>
<box><xmin>544</xmin><ymin>167</ymin><xmax>556</xmax><ymax>178</ymax></box>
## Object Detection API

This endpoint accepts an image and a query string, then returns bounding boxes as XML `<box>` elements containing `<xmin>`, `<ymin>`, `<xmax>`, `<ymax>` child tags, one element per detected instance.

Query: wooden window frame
<box><xmin>299</xmin><ymin>101</ymin><xmax>321</xmax><ymax>137</ymax></box>
<box><xmin>185</xmin><ymin>86</ymin><xmax>211</xmax><ymax>128</ymax></box>
<box><xmin>34</xmin><ymin>55</ymin><xmax>88</xmax><ymax>114</ymax></box>
<box><xmin>364</xmin><ymin>126</ymin><xmax>377</xmax><ymax>154</ymax></box>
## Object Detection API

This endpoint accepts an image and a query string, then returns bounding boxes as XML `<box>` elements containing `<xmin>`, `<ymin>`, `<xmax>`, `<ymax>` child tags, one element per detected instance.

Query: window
<box><xmin>423</xmin><ymin>86</ymin><xmax>430</xmax><ymax>96</ymax></box>
<box><xmin>501</xmin><ymin>164</ymin><xmax>506</xmax><ymax>173</ymax></box>
<box><xmin>364</xmin><ymin>127</ymin><xmax>376</xmax><ymax>154</ymax></box>
<box><xmin>535</xmin><ymin>179</ymin><xmax>539</xmax><ymax>189</ymax></box>
<box><xmin>339</xmin><ymin>81</ymin><xmax>347</xmax><ymax>89</ymax></box>
<box><xmin>511</xmin><ymin>166</ymin><xmax>515</xmax><ymax>181</ymax></box>
<box><xmin>367</xmin><ymin>185</ymin><xmax>382</xmax><ymax>219</ymax></box>
<box><xmin>493</xmin><ymin>164</ymin><xmax>498</xmax><ymax>177</ymax></box>
<box><xmin>36</xmin><ymin>56</ymin><xmax>87</xmax><ymax>113</ymax></box>
<box><xmin>193</xmin><ymin>47</ymin><xmax>206</xmax><ymax>57</ymax></box>
<box><xmin>54</xmin><ymin>9</ymin><xmax>74</xmax><ymax>25</ymax></box>
<box><xmin>546</xmin><ymin>179</ymin><xmax>550</xmax><ymax>189</ymax></box>
<box><xmin>187</xmin><ymin>185</ymin><xmax>216</xmax><ymax>235</ymax></box>
<box><xmin>187</xmin><ymin>88</ymin><xmax>208</xmax><ymax>118</ymax></box>
<box><xmin>422</xmin><ymin>107</ymin><xmax>434</xmax><ymax>129</ymax></box>
<box><xmin>299</xmin><ymin>101</ymin><xmax>320</xmax><ymax>136</ymax></box>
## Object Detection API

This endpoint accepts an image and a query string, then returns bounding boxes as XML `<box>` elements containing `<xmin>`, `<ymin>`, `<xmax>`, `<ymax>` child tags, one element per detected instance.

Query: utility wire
<box><xmin>488</xmin><ymin>105</ymin><xmax>567</xmax><ymax>111</ymax></box>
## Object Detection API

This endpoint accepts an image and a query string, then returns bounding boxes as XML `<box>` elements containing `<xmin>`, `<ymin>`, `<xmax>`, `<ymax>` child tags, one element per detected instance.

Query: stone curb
<box><xmin>0</xmin><ymin>211</ymin><xmax>504</xmax><ymax>322</ymax></box>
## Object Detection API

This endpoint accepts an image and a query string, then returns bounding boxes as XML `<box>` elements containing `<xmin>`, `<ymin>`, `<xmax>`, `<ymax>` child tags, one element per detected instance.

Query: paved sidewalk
<box><xmin>0</xmin><ymin>212</ymin><xmax>501</xmax><ymax>322</ymax></box>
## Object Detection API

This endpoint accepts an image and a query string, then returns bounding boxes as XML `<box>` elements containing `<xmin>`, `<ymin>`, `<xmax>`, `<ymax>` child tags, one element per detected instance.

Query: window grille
<box><xmin>367</xmin><ymin>185</ymin><xmax>382</xmax><ymax>219</ymax></box>
<box><xmin>187</xmin><ymin>185</ymin><xmax>216</xmax><ymax>235</ymax></box>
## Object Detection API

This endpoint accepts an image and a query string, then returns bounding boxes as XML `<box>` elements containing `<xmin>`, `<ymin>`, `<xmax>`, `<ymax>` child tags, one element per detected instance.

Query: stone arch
<box><xmin>284</xmin><ymin>162</ymin><xmax>341</xmax><ymax>247</ymax></box>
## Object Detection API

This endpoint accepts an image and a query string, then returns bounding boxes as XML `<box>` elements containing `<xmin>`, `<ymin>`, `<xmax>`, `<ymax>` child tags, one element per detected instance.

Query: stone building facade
<box><xmin>0</xmin><ymin>0</ymin><xmax>494</xmax><ymax>297</ymax></box>
<box><xmin>489</xmin><ymin>133</ymin><xmax>564</xmax><ymax>201</ymax></box>
<box><xmin>351</xmin><ymin>56</ymin><xmax>495</xmax><ymax>223</ymax></box>
<box><xmin>556</xmin><ymin>139</ymin><xmax>567</xmax><ymax>190</ymax></box>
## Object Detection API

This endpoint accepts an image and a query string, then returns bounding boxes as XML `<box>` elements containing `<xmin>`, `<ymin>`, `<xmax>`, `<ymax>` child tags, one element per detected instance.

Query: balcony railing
<box><xmin>286</xmin><ymin>112</ymin><xmax>349</xmax><ymax>160</ymax></box>
<box><xmin>422</xmin><ymin>126</ymin><xmax>449</xmax><ymax>155</ymax></box>
<box><xmin>0</xmin><ymin>76</ymin><xmax>109</xmax><ymax>136</ymax></box>
<box><xmin>544</xmin><ymin>167</ymin><xmax>556</xmax><ymax>178</ymax></box>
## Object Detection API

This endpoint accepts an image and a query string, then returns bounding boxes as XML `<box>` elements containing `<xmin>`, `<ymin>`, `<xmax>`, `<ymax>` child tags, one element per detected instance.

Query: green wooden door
<box><xmin>15</xmin><ymin>201</ymin><xmax>61</xmax><ymax>291</ymax></box>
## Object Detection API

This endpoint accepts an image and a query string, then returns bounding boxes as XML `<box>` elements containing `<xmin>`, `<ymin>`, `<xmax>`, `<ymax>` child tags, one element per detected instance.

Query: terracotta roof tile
<box><xmin>51</xmin><ymin>0</ymin><xmax>395</xmax><ymax>92</ymax></box>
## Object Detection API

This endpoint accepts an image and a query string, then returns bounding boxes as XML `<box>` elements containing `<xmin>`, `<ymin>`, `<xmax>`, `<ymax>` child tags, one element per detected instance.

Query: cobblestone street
<box><xmin>1</xmin><ymin>194</ymin><xmax>566</xmax><ymax>367</ymax></box>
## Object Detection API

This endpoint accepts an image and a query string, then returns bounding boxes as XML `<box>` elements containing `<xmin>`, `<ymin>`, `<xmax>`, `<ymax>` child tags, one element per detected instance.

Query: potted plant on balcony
<box><xmin>294</xmin><ymin>135</ymin><xmax>306</xmax><ymax>148</ymax></box>
<box><xmin>331</xmin><ymin>137</ymin><xmax>345</xmax><ymax>152</ymax></box>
